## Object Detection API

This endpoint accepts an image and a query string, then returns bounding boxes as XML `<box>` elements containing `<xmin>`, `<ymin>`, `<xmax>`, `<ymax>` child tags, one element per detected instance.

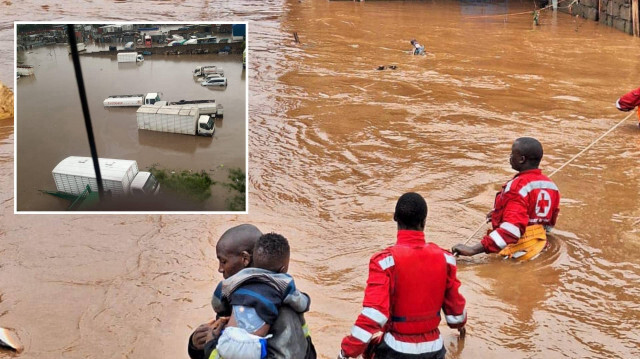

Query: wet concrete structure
<box><xmin>560</xmin><ymin>0</ymin><xmax>638</xmax><ymax>34</ymax></box>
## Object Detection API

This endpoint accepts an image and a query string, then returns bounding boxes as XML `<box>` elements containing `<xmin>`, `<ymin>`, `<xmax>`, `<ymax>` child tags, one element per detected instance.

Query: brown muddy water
<box><xmin>15</xmin><ymin>44</ymin><xmax>246</xmax><ymax>211</ymax></box>
<box><xmin>1</xmin><ymin>0</ymin><xmax>640</xmax><ymax>358</ymax></box>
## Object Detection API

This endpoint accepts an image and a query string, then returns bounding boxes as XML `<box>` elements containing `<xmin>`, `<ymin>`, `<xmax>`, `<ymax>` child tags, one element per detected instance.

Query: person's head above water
<box><xmin>216</xmin><ymin>224</ymin><xmax>263</xmax><ymax>279</ymax></box>
<box><xmin>393</xmin><ymin>192</ymin><xmax>428</xmax><ymax>231</ymax></box>
<box><xmin>253</xmin><ymin>232</ymin><xmax>291</xmax><ymax>274</ymax></box>
<box><xmin>510</xmin><ymin>137</ymin><xmax>543</xmax><ymax>172</ymax></box>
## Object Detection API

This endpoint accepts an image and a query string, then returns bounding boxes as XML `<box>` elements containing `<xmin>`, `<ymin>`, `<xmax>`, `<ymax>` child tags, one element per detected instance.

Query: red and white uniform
<box><xmin>340</xmin><ymin>230</ymin><xmax>466</xmax><ymax>358</ymax></box>
<box><xmin>616</xmin><ymin>86</ymin><xmax>640</xmax><ymax>111</ymax></box>
<box><xmin>481</xmin><ymin>169</ymin><xmax>561</xmax><ymax>253</ymax></box>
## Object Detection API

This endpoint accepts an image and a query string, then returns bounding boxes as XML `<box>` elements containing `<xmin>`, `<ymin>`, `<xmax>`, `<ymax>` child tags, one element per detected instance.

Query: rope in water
<box><xmin>462</xmin><ymin>0</ymin><xmax>577</xmax><ymax>20</ymax></box>
<box><xmin>462</xmin><ymin>110</ymin><xmax>636</xmax><ymax>245</ymax></box>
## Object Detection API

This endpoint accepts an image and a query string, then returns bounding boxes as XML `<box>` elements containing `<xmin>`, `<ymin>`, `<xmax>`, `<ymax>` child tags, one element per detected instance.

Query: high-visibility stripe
<box><xmin>302</xmin><ymin>323</ymin><xmax>310</xmax><ymax>338</ymax></box>
<box><xmin>500</xmin><ymin>222</ymin><xmax>521</xmax><ymax>238</ymax></box>
<box><xmin>208</xmin><ymin>349</ymin><xmax>220</xmax><ymax>359</ymax></box>
<box><xmin>351</xmin><ymin>325</ymin><xmax>373</xmax><ymax>343</ymax></box>
<box><xmin>383</xmin><ymin>332</ymin><xmax>443</xmax><ymax>354</ymax></box>
<box><xmin>489</xmin><ymin>230</ymin><xmax>507</xmax><ymax>249</ymax></box>
<box><xmin>362</xmin><ymin>307</ymin><xmax>388</xmax><ymax>327</ymax></box>
<box><xmin>518</xmin><ymin>181</ymin><xmax>558</xmax><ymax>198</ymax></box>
<box><xmin>445</xmin><ymin>310</ymin><xmax>466</xmax><ymax>325</ymax></box>
<box><xmin>504</xmin><ymin>179</ymin><xmax>514</xmax><ymax>193</ymax></box>
<box><xmin>378</xmin><ymin>256</ymin><xmax>395</xmax><ymax>270</ymax></box>
<box><xmin>444</xmin><ymin>253</ymin><xmax>456</xmax><ymax>266</ymax></box>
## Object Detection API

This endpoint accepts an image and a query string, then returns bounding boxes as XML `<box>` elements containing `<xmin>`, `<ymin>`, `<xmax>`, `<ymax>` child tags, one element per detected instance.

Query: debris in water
<box><xmin>0</xmin><ymin>327</ymin><xmax>24</xmax><ymax>353</ymax></box>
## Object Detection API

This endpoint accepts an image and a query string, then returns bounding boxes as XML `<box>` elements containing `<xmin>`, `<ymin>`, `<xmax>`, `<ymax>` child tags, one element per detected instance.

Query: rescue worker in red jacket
<box><xmin>615</xmin><ymin>86</ymin><xmax>640</xmax><ymax>128</ymax></box>
<box><xmin>338</xmin><ymin>192</ymin><xmax>467</xmax><ymax>359</ymax></box>
<box><xmin>452</xmin><ymin>137</ymin><xmax>560</xmax><ymax>259</ymax></box>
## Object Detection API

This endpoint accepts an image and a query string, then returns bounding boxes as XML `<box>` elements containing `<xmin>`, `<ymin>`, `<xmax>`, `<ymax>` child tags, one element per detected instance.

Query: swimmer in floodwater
<box><xmin>410</xmin><ymin>39</ymin><xmax>425</xmax><ymax>55</ymax></box>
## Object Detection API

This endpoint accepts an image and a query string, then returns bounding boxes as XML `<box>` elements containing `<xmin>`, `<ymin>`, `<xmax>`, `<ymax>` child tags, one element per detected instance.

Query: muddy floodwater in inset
<box><xmin>1</xmin><ymin>1</ymin><xmax>640</xmax><ymax>359</ymax></box>
<box><xmin>16</xmin><ymin>43</ymin><xmax>246</xmax><ymax>211</ymax></box>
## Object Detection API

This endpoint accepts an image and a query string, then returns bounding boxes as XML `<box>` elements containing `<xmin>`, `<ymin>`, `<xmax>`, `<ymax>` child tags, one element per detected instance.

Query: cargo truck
<box><xmin>193</xmin><ymin>65</ymin><xmax>224</xmax><ymax>77</ymax></box>
<box><xmin>103</xmin><ymin>92</ymin><xmax>161</xmax><ymax>107</ymax></box>
<box><xmin>136</xmin><ymin>105</ymin><xmax>215</xmax><ymax>136</ymax></box>
<box><xmin>118</xmin><ymin>52</ymin><xmax>144</xmax><ymax>63</ymax></box>
<box><xmin>52</xmin><ymin>156</ymin><xmax>160</xmax><ymax>196</ymax></box>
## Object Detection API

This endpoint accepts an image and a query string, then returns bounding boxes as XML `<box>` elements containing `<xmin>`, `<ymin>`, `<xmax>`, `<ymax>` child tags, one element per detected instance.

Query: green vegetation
<box><xmin>223</xmin><ymin>168</ymin><xmax>246</xmax><ymax>211</ymax></box>
<box><xmin>147</xmin><ymin>166</ymin><xmax>245</xmax><ymax>210</ymax></box>
<box><xmin>149</xmin><ymin>166</ymin><xmax>214</xmax><ymax>202</ymax></box>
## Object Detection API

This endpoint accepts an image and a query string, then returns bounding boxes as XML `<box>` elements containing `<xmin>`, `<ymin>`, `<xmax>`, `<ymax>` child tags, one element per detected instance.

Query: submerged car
<box><xmin>201</xmin><ymin>77</ymin><xmax>228</xmax><ymax>87</ymax></box>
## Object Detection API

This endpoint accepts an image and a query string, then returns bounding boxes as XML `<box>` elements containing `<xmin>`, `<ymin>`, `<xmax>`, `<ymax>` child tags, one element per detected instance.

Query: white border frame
<box><xmin>14</xmin><ymin>21</ymin><xmax>249</xmax><ymax>215</ymax></box>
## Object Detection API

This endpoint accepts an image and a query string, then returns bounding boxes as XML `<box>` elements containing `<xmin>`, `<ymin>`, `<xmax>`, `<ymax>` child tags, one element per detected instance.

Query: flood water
<box><xmin>1</xmin><ymin>0</ymin><xmax>640</xmax><ymax>358</ymax></box>
<box><xmin>16</xmin><ymin>43</ymin><xmax>246</xmax><ymax>211</ymax></box>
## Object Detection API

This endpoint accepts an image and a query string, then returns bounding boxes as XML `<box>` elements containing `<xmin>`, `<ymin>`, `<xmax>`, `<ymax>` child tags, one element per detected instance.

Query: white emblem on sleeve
<box><xmin>535</xmin><ymin>189</ymin><xmax>552</xmax><ymax>217</ymax></box>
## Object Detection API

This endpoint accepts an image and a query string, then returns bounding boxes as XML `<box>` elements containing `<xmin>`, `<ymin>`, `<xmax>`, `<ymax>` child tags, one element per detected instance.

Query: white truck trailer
<box><xmin>193</xmin><ymin>65</ymin><xmax>224</xmax><ymax>77</ymax></box>
<box><xmin>136</xmin><ymin>105</ymin><xmax>215</xmax><ymax>136</ymax></box>
<box><xmin>118</xmin><ymin>52</ymin><xmax>144</xmax><ymax>63</ymax></box>
<box><xmin>157</xmin><ymin>99</ymin><xmax>224</xmax><ymax>117</ymax></box>
<box><xmin>103</xmin><ymin>92</ymin><xmax>161</xmax><ymax>107</ymax></box>
<box><xmin>52</xmin><ymin>156</ymin><xmax>160</xmax><ymax>196</ymax></box>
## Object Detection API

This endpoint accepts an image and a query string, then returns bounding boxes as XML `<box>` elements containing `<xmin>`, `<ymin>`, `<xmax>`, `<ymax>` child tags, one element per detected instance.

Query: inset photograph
<box><xmin>15</xmin><ymin>22</ymin><xmax>247</xmax><ymax>212</ymax></box>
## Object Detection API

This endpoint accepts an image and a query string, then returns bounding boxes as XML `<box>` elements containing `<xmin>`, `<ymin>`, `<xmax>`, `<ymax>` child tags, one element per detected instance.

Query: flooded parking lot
<box><xmin>16</xmin><ymin>42</ymin><xmax>246</xmax><ymax>211</ymax></box>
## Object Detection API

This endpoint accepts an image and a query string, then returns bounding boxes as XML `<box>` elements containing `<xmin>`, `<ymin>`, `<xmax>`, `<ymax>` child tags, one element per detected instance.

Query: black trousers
<box><xmin>374</xmin><ymin>341</ymin><xmax>446</xmax><ymax>359</ymax></box>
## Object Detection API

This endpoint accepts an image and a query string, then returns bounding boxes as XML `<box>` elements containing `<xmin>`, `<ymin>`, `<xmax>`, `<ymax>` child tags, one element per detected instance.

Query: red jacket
<box><xmin>340</xmin><ymin>230</ymin><xmax>466</xmax><ymax>358</ymax></box>
<box><xmin>616</xmin><ymin>86</ymin><xmax>640</xmax><ymax>111</ymax></box>
<box><xmin>481</xmin><ymin>169</ymin><xmax>561</xmax><ymax>253</ymax></box>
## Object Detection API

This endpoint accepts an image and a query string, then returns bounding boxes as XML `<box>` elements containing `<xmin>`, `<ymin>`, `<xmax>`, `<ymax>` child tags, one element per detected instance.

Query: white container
<box><xmin>136</xmin><ymin>105</ymin><xmax>215</xmax><ymax>136</ymax></box>
<box><xmin>66</xmin><ymin>43</ymin><xmax>86</xmax><ymax>54</ymax></box>
<box><xmin>52</xmin><ymin>156</ymin><xmax>159</xmax><ymax>196</ymax></box>
<box><xmin>117</xmin><ymin>52</ymin><xmax>143</xmax><ymax>63</ymax></box>
<box><xmin>16</xmin><ymin>65</ymin><xmax>34</xmax><ymax>76</ymax></box>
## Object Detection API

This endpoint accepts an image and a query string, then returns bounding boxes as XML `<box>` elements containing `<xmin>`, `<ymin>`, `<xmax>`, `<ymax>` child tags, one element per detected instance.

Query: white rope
<box><xmin>462</xmin><ymin>111</ymin><xmax>636</xmax><ymax>245</ymax></box>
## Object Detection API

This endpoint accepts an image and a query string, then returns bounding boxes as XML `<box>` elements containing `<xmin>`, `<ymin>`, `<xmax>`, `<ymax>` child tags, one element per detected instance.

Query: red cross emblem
<box><xmin>535</xmin><ymin>190</ymin><xmax>551</xmax><ymax>217</ymax></box>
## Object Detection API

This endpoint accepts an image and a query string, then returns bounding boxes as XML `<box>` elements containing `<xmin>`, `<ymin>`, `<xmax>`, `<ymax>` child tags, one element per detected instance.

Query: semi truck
<box><xmin>103</xmin><ymin>92</ymin><xmax>161</xmax><ymax>107</ymax></box>
<box><xmin>52</xmin><ymin>156</ymin><xmax>160</xmax><ymax>196</ymax></box>
<box><xmin>193</xmin><ymin>65</ymin><xmax>224</xmax><ymax>77</ymax></box>
<box><xmin>136</xmin><ymin>105</ymin><xmax>215</xmax><ymax>136</ymax></box>
<box><xmin>118</xmin><ymin>52</ymin><xmax>144</xmax><ymax>63</ymax></box>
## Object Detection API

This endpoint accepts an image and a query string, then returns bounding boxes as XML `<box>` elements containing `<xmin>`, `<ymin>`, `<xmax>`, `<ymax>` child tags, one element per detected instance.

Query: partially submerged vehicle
<box><xmin>103</xmin><ymin>92</ymin><xmax>161</xmax><ymax>107</ymax></box>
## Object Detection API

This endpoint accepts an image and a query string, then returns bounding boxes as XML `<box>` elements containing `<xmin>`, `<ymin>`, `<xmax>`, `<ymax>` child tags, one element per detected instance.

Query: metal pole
<box><xmin>66</xmin><ymin>24</ymin><xmax>104</xmax><ymax>199</ymax></box>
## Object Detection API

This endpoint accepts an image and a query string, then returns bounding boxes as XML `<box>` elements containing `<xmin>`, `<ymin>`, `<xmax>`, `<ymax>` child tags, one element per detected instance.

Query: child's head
<box><xmin>216</xmin><ymin>224</ymin><xmax>263</xmax><ymax>279</ymax></box>
<box><xmin>253</xmin><ymin>232</ymin><xmax>290</xmax><ymax>273</ymax></box>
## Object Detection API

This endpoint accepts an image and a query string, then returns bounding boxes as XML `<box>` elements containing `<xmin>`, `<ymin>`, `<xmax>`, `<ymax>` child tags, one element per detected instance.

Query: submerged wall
<box><xmin>560</xmin><ymin>0</ymin><xmax>636</xmax><ymax>34</ymax></box>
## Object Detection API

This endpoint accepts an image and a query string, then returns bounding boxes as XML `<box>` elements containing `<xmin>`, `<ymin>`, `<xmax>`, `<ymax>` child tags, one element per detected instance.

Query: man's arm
<box><xmin>479</xmin><ymin>190</ymin><xmax>529</xmax><ymax>253</ymax></box>
<box><xmin>453</xmin><ymin>188</ymin><xmax>528</xmax><ymax>256</ymax></box>
<box><xmin>442</xmin><ymin>253</ymin><xmax>467</xmax><ymax>333</ymax></box>
<box><xmin>340</xmin><ymin>251</ymin><xmax>392</xmax><ymax>358</ymax></box>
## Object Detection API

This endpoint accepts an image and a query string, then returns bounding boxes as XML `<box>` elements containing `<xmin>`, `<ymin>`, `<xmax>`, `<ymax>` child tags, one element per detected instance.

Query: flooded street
<box><xmin>16</xmin><ymin>43</ymin><xmax>246</xmax><ymax>211</ymax></box>
<box><xmin>1</xmin><ymin>0</ymin><xmax>640</xmax><ymax>358</ymax></box>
